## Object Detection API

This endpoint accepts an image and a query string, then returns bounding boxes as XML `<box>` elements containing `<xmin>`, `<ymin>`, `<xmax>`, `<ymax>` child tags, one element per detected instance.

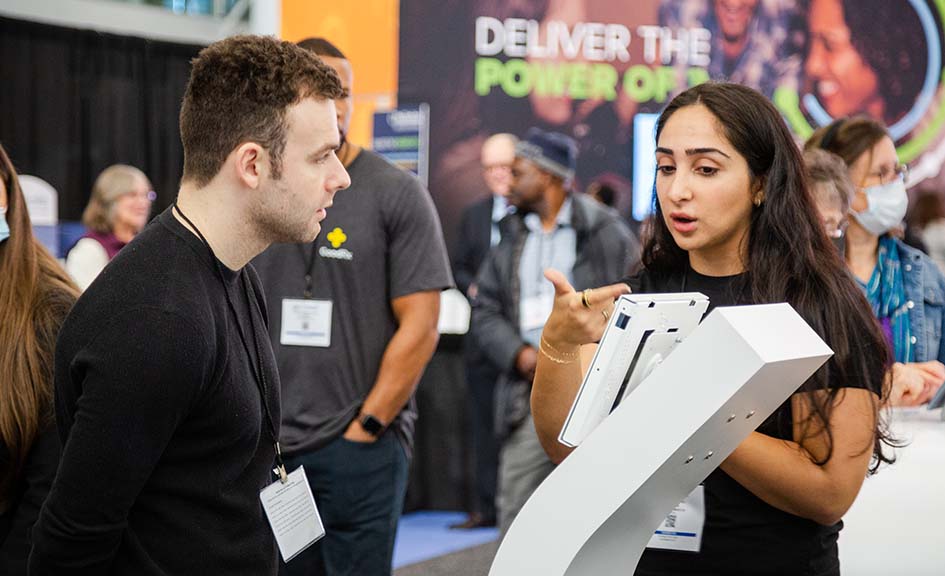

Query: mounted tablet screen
<box><xmin>559</xmin><ymin>292</ymin><xmax>710</xmax><ymax>448</ymax></box>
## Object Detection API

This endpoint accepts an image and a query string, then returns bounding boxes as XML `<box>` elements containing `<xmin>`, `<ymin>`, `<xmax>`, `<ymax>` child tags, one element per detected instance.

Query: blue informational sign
<box><xmin>372</xmin><ymin>104</ymin><xmax>430</xmax><ymax>187</ymax></box>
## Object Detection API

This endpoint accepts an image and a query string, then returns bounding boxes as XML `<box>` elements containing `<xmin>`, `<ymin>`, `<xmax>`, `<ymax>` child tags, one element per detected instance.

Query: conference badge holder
<box><xmin>260</xmin><ymin>466</ymin><xmax>325</xmax><ymax>563</ymax></box>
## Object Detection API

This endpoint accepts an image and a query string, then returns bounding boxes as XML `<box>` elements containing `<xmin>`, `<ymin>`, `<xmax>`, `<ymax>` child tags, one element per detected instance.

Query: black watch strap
<box><xmin>359</xmin><ymin>414</ymin><xmax>384</xmax><ymax>436</ymax></box>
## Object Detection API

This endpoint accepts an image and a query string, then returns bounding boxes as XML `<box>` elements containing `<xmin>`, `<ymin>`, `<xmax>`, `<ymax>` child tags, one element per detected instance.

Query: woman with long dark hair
<box><xmin>531</xmin><ymin>82</ymin><xmax>892</xmax><ymax>575</ymax></box>
<box><xmin>0</xmin><ymin>142</ymin><xmax>78</xmax><ymax>572</ymax></box>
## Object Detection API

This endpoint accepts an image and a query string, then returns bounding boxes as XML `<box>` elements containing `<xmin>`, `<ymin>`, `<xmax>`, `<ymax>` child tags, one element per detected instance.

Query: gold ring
<box><xmin>581</xmin><ymin>289</ymin><xmax>592</xmax><ymax>309</ymax></box>
<box><xmin>602</xmin><ymin>309</ymin><xmax>610</xmax><ymax>320</ymax></box>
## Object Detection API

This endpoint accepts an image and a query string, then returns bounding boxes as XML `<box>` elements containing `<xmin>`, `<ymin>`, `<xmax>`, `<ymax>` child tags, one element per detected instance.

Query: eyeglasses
<box><xmin>869</xmin><ymin>163</ymin><xmax>909</xmax><ymax>185</ymax></box>
<box><xmin>123</xmin><ymin>189</ymin><xmax>157</xmax><ymax>202</ymax></box>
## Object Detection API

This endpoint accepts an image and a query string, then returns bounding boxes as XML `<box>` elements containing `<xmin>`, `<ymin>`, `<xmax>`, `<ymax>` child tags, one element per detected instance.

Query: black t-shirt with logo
<box><xmin>253</xmin><ymin>149</ymin><xmax>453</xmax><ymax>458</ymax></box>
<box><xmin>626</xmin><ymin>267</ymin><xmax>844</xmax><ymax>576</ymax></box>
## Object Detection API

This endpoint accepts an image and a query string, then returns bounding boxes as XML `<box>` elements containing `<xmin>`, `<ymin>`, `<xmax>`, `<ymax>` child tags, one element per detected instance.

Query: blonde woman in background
<box><xmin>66</xmin><ymin>164</ymin><xmax>153</xmax><ymax>290</ymax></box>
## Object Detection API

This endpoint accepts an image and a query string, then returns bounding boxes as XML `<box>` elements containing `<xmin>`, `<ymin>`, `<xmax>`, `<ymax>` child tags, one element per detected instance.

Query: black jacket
<box><xmin>470</xmin><ymin>193</ymin><xmax>640</xmax><ymax>375</ymax></box>
<box><xmin>453</xmin><ymin>195</ymin><xmax>501</xmax><ymax>297</ymax></box>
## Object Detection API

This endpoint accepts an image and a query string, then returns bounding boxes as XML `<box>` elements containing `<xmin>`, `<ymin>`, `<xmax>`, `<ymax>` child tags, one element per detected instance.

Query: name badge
<box><xmin>520</xmin><ymin>292</ymin><xmax>555</xmax><ymax>332</ymax></box>
<box><xmin>646</xmin><ymin>485</ymin><xmax>705</xmax><ymax>553</ymax></box>
<box><xmin>281</xmin><ymin>299</ymin><xmax>331</xmax><ymax>347</ymax></box>
<box><xmin>260</xmin><ymin>466</ymin><xmax>325</xmax><ymax>563</ymax></box>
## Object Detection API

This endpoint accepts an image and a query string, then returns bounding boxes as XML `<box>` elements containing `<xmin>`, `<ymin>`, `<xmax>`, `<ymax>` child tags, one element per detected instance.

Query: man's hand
<box><xmin>342</xmin><ymin>418</ymin><xmax>378</xmax><ymax>443</ymax></box>
<box><xmin>515</xmin><ymin>345</ymin><xmax>538</xmax><ymax>382</ymax></box>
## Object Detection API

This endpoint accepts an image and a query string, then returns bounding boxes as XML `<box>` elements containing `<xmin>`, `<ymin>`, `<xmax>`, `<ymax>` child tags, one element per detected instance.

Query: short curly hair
<box><xmin>180</xmin><ymin>35</ymin><xmax>346</xmax><ymax>186</ymax></box>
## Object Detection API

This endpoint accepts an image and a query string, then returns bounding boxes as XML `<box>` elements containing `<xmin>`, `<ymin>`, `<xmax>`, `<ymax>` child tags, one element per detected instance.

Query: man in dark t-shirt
<box><xmin>29</xmin><ymin>36</ymin><xmax>351</xmax><ymax>575</ymax></box>
<box><xmin>252</xmin><ymin>38</ymin><xmax>453</xmax><ymax>576</ymax></box>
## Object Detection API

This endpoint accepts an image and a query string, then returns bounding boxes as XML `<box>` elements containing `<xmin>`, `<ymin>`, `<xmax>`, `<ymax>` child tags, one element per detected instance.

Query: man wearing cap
<box><xmin>470</xmin><ymin>128</ymin><xmax>639</xmax><ymax>535</ymax></box>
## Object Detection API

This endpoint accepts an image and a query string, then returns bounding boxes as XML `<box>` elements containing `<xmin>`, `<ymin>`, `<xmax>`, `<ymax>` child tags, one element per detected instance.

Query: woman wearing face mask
<box><xmin>532</xmin><ymin>83</ymin><xmax>893</xmax><ymax>575</ymax></box>
<box><xmin>66</xmin><ymin>164</ymin><xmax>153</xmax><ymax>291</ymax></box>
<box><xmin>0</xmin><ymin>142</ymin><xmax>79</xmax><ymax>572</ymax></box>
<box><xmin>805</xmin><ymin>117</ymin><xmax>945</xmax><ymax>407</ymax></box>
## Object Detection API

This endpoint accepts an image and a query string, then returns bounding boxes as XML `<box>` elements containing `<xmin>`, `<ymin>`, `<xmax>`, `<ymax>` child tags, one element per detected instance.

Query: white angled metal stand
<box><xmin>489</xmin><ymin>303</ymin><xmax>833</xmax><ymax>576</ymax></box>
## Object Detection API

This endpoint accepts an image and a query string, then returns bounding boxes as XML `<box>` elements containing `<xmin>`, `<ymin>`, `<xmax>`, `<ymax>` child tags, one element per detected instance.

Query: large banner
<box><xmin>399</xmin><ymin>0</ymin><xmax>945</xmax><ymax>253</ymax></box>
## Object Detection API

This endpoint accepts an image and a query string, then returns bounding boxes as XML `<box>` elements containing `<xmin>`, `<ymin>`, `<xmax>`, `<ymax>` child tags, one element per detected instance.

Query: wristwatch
<box><xmin>359</xmin><ymin>413</ymin><xmax>385</xmax><ymax>437</ymax></box>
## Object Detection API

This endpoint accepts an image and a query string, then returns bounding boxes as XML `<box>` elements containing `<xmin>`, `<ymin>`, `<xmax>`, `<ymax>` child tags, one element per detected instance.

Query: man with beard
<box><xmin>470</xmin><ymin>128</ymin><xmax>638</xmax><ymax>535</ymax></box>
<box><xmin>30</xmin><ymin>35</ymin><xmax>350</xmax><ymax>574</ymax></box>
<box><xmin>252</xmin><ymin>38</ymin><xmax>453</xmax><ymax>576</ymax></box>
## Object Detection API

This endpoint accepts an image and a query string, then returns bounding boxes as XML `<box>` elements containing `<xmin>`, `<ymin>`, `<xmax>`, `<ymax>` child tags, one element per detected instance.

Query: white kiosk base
<box><xmin>490</xmin><ymin>303</ymin><xmax>833</xmax><ymax>576</ymax></box>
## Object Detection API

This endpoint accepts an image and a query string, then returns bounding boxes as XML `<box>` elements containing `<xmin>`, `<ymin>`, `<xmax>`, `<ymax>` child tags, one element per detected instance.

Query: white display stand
<box><xmin>489</xmin><ymin>303</ymin><xmax>833</xmax><ymax>576</ymax></box>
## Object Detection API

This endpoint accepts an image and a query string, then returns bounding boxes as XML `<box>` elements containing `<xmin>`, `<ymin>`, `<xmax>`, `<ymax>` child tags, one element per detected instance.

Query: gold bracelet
<box><xmin>540</xmin><ymin>335</ymin><xmax>579</xmax><ymax>359</ymax></box>
<box><xmin>539</xmin><ymin>340</ymin><xmax>578</xmax><ymax>364</ymax></box>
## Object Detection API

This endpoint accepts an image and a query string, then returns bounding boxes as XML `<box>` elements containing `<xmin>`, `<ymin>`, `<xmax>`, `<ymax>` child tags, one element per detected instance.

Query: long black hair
<box><xmin>643</xmin><ymin>82</ymin><xmax>894</xmax><ymax>472</ymax></box>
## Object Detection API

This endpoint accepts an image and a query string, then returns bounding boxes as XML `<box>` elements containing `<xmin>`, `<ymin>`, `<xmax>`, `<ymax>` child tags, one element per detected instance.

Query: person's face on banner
<box><xmin>714</xmin><ymin>0</ymin><xmax>759</xmax><ymax>42</ymax></box>
<box><xmin>509</xmin><ymin>158</ymin><xmax>549</xmax><ymax>213</ymax></box>
<box><xmin>805</xmin><ymin>0</ymin><xmax>881</xmax><ymax>119</ymax></box>
<box><xmin>320</xmin><ymin>56</ymin><xmax>354</xmax><ymax>139</ymax></box>
<box><xmin>655</xmin><ymin>105</ymin><xmax>755</xmax><ymax>269</ymax></box>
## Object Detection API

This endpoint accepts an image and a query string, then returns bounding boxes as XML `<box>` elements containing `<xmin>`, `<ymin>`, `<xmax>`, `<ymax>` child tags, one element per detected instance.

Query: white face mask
<box><xmin>852</xmin><ymin>178</ymin><xmax>909</xmax><ymax>236</ymax></box>
<box><xmin>0</xmin><ymin>205</ymin><xmax>9</xmax><ymax>244</ymax></box>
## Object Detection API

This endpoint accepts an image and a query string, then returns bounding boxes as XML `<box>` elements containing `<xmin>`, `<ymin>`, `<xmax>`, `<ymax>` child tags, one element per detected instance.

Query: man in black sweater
<box><xmin>29</xmin><ymin>36</ymin><xmax>350</xmax><ymax>575</ymax></box>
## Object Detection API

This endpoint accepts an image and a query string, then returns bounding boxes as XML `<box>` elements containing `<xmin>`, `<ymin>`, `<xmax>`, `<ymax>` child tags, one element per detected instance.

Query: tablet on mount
<box><xmin>558</xmin><ymin>292</ymin><xmax>710</xmax><ymax>448</ymax></box>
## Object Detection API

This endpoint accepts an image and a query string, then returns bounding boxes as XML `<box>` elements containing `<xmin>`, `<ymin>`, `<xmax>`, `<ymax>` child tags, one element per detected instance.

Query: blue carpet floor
<box><xmin>393</xmin><ymin>511</ymin><xmax>499</xmax><ymax>569</ymax></box>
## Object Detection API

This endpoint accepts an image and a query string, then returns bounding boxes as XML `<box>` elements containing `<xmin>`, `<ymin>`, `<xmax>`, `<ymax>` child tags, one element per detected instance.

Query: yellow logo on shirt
<box><xmin>327</xmin><ymin>227</ymin><xmax>347</xmax><ymax>248</ymax></box>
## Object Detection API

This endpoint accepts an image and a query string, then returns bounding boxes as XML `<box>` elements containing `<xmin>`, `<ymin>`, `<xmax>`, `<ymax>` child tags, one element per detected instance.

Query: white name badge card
<box><xmin>260</xmin><ymin>466</ymin><xmax>325</xmax><ymax>562</ymax></box>
<box><xmin>281</xmin><ymin>299</ymin><xmax>332</xmax><ymax>347</ymax></box>
<box><xmin>520</xmin><ymin>292</ymin><xmax>555</xmax><ymax>332</ymax></box>
<box><xmin>646</xmin><ymin>485</ymin><xmax>705</xmax><ymax>553</ymax></box>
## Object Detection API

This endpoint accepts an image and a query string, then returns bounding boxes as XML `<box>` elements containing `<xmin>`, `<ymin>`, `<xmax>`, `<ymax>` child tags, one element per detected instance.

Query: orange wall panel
<box><xmin>281</xmin><ymin>0</ymin><xmax>399</xmax><ymax>147</ymax></box>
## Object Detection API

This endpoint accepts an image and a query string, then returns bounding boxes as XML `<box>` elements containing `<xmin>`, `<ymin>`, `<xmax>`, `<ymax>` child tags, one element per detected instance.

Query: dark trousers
<box><xmin>279</xmin><ymin>432</ymin><xmax>409</xmax><ymax>576</ymax></box>
<box><xmin>466</xmin><ymin>348</ymin><xmax>499</xmax><ymax>521</ymax></box>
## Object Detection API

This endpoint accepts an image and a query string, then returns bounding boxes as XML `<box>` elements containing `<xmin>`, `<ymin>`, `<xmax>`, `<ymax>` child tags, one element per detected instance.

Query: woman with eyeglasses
<box><xmin>66</xmin><ymin>164</ymin><xmax>154</xmax><ymax>290</ymax></box>
<box><xmin>806</xmin><ymin>117</ymin><xmax>945</xmax><ymax>406</ymax></box>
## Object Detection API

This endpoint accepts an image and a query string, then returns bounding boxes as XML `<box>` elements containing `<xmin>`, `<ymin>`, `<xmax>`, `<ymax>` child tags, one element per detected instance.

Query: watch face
<box><xmin>360</xmin><ymin>414</ymin><xmax>383</xmax><ymax>436</ymax></box>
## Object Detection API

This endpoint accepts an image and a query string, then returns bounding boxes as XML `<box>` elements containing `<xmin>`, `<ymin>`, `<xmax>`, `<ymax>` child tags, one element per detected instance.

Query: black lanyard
<box><xmin>173</xmin><ymin>202</ymin><xmax>288</xmax><ymax>483</ymax></box>
<box><xmin>296</xmin><ymin>243</ymin><xmax>319</xmax><ymax>299</ymax></box>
